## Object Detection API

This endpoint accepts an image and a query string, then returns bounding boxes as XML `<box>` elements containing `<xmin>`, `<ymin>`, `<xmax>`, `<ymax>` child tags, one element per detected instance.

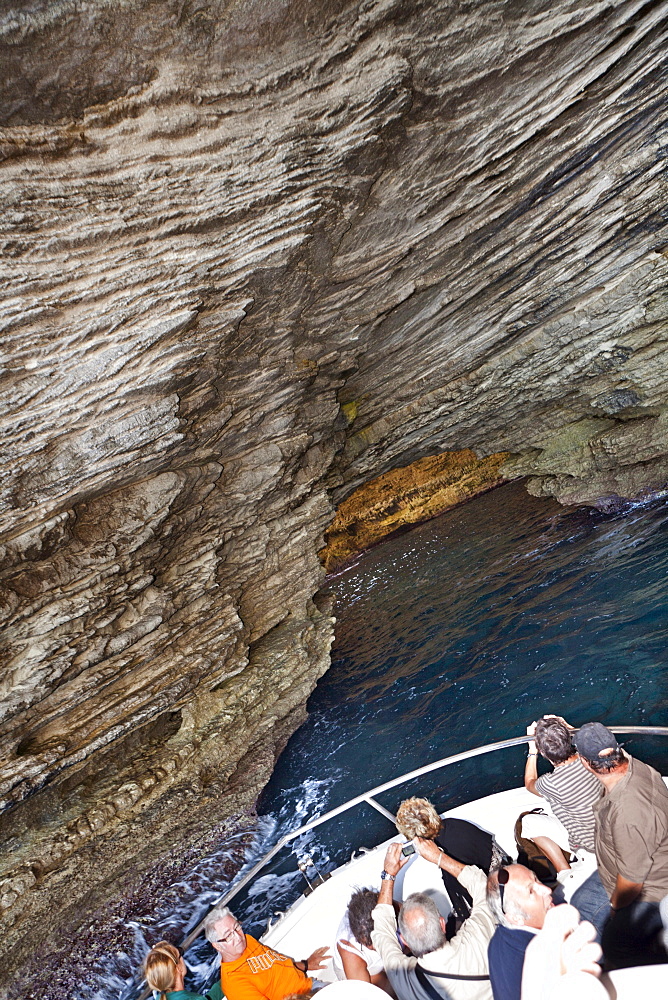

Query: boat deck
<box><xmin>262</xmin><ymin>784</ymin><xmax>598</xmax><ymax>983</ymax></box>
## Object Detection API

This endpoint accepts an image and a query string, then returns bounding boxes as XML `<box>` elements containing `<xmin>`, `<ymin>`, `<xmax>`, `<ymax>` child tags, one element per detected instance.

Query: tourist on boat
<box><xmin>395</xmin><ymin>797</ymin><xmax>509</xmax><ymax>924</ymax></box>
<box><xmin>524</xmin><ymin>715</ymin><xmax>602</xmax><ymax>864</ymax></box>
<box><xmin>332</xmin><ymin>888</ymin><xmax>391</xmax><ymax>993</ymax></box>
<box><xmin>370</xmin><ymin>840</ymin><xmax>495</xmax><ymax>1000</ymax></box>
<box><xmin>523</xmin><ymin>715</ymin><xmax>610</xmax><ymax>938</ymax></box>
<box><xmin>574</xmin><ymin>721</ymin><xmax>668</xmax><ymax>968</ymax></box>
<box><xmin>203</xmin><ymin>905</ymin><xmax>330</xmax><ymax>1000</ymax></box>
<box><xmin>143</xmin><ymin>940</ymin><xmax>208</xmax><ymax>1000</ymax></box>
<box><xmin>574</xmin><ymin>722</ymin><xmax>668</xmax><ymax>905</ymax></box>
<box><xmin>486</xmin><ymin>863</ymin><xmax>555</xmax><ymax>1000</ymax></box>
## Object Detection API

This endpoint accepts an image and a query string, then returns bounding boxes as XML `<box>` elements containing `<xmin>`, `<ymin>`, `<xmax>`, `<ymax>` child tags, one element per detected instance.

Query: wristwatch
<box><xmin>380</xmin><ymin>870</ymin><xmax>396</xmax><ymax>881</ymax></box>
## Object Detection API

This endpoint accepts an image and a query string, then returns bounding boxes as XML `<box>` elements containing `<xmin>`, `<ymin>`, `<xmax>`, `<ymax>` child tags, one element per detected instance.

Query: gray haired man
<box><xmin>371</xmin><ymin>840</ymin><xmax>495</xmax><ymax>1000</ymax></box>
<box><xmin>486</xmin><ymin>864</ymin><xmax>554</xmax><ymax>1000</ymax></box>
<box><xmin>203</xmin><ymin>904</ymin><xmax>329</xmax><ymax>1000</ymax></box>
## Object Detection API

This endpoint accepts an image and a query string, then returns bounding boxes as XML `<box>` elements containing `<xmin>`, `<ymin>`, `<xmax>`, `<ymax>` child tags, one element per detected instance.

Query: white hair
<box><xmin>486</xmin><ymin>869</ymin><xmax>530</xmax><ymax>929</ymax></box>
<box><xmin>398</xmin><ymin>892</ymin><xmax>445</xmax><ymax>957</ymax></box>
<box><xmin>203</xmin><ymin>905</ymin><xmax>235</xmax><ymax>944</ymax></box>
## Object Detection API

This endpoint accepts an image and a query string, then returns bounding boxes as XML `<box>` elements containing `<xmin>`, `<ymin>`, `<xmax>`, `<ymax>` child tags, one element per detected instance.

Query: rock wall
<box><xmin>320</xmin><ymin>449</ymin><xmax>510</xmax><ymax>573</ymax></box>
<box><xmin>1</xmin><ymin>0</ymin><xmax>668</xmax><ymax>985</ymax></box>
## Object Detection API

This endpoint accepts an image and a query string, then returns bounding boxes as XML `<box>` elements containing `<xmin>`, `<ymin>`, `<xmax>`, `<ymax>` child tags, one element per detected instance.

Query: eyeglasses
<box><xmin>497</xmin><ymin>866</ymin><xmax>509</xmax><ymax>915</ymax></box>
<box><xmin>217</xmin><ymin>921</ymin><xmax>243</xmax><ymax>945</ymax></box>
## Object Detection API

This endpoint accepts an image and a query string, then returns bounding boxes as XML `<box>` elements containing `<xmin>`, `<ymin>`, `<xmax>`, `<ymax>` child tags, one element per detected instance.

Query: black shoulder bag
<box><xmin>414</xmin><ymin>962</ymin><xmax>489</xmax><ymax>1000</ymax></box>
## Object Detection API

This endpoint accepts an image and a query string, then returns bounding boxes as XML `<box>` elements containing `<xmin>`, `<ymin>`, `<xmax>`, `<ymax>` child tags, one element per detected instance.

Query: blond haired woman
<box><xmin>143</xmin><ymin>940</ymin><xmax>204</xmax><ymax>1000</ymax></box>
<box><xmin>396</xmin><ymin>797</ymin><xmax>510</xmax><ymax>924</ymax></box>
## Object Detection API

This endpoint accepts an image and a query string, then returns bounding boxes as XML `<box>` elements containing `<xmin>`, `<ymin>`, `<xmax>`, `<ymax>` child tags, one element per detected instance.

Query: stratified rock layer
<box><xmin>1</xmin><ymin>0</ymin><xmax>668</xmax><ymax>988</ymax></box>
<box><xmin>320</xmin><ymin>449</ymin><xmax>510</xmax><ymax>573</ymax></box>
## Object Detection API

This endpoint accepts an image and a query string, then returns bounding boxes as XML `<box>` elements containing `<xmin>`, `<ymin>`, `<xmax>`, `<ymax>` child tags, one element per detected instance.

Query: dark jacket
<box><xmin>487</xmin><ymin>924</ymin><xmax>533</xmax><ymax>1000</ymax></box>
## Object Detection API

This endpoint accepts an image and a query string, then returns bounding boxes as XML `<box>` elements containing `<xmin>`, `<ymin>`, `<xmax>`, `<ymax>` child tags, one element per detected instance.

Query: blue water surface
<box><xmin>268</xmin><ymin>482</ymin><xmax>666</xmax><ymax>785</ymax></box>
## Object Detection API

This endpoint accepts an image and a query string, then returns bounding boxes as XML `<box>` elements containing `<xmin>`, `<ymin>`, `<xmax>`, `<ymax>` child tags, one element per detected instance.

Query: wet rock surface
<box><xmin>320</xmin><ymin>449</ymin><xmax>510</xmax><ymax>573</ymax></box>
<box><xmin>1</xmin><ymin>0</ymin><xmax>668</xmax><ymax>990</ymax></box>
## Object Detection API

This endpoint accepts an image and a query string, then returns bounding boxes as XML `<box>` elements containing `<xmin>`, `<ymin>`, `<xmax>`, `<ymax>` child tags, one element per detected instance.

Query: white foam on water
<box><xmin>79</xmin><ymin>774</ymin><xmax>340</xmax><ymax>999</ymax></box>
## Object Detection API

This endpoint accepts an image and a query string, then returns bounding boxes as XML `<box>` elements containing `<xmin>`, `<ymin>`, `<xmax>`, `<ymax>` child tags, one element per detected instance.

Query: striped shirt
<box><xmin>535</xmin><ymin>757</ymin><xmax>602</xmax><ymax>853</ymax></box>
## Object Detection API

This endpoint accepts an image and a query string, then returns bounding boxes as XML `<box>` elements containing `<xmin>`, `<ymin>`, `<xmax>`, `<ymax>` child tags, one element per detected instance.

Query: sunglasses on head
<box><xmin>497</xmin><ymin>866</ymin><xmax>510</xmax><ymax>914</ymax></box>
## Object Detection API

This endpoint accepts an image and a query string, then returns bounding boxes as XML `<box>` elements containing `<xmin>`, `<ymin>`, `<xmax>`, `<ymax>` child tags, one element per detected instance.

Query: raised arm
<box><xmin>525</xmin><ymin>721</ymin><xmax>540</xmax><ymax>796</ymax></box>
<box><xmin>378</xmin><ymin>842</ymin><xmax>410</xmax><ymax>904</ymax></box>
<box><xmin>371</xmin><ymin>843</ymin><xmax>416</xmax><ymax>974</ymax></box>
<box><xmin>413</xmin><ymin>837</ymin><xmax>465</xmax><ymax>877</ymax></box>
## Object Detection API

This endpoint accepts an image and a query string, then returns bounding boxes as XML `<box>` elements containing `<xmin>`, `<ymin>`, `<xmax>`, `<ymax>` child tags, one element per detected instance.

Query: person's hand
<box><xmin>557</xmin><ymin>916</ymin><xmax>601</xmax><ymax>977</ymax></box>
<box><xmin>383</xmin><ymin>842</ymin><xmax>411</xmax><ymax>877</ymax></box>
<box><xmin>543</xmin><ymin>714</ymin><xmax>573</xmax><ymax>731</ymax></box>
<box><xmin>521</xmin><ymin>904</ymin><xmax>602</xmax><ymax>999</ymax></box>
<box><xmin>306</xmin><ymin>946</ymin><xmax>331</xmax><ymax>971</ymax></box>
<box><xmin>414</xmin><ymin>837</ymin><xmax>444</xmax><ymax>867</ymax></box>
<box><xmin>527</xmin><ymin>721</ymin><xmax>537</xmax><ymax>737</ymax></box>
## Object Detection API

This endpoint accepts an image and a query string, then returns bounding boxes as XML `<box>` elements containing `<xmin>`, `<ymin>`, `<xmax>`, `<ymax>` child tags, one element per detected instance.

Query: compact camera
<box><xmin>401</xmin><ymin>843</ymin><xmax>416</xmax><ymax>856</ymax></box>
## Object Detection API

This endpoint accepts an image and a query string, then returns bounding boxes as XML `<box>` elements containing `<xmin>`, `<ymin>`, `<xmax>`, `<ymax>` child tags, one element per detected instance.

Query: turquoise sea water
<box><xmin>83</xmin><ymin>480</ymin><xmax>668</xmax><ymax>997</ymax></box>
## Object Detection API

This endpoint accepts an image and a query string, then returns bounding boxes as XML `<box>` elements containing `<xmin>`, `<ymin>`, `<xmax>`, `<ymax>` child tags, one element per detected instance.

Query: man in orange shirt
<box><xmin>204</xmin><ymin>905</ymin><xmax>330</xmax><ymax>1000</ymax></box>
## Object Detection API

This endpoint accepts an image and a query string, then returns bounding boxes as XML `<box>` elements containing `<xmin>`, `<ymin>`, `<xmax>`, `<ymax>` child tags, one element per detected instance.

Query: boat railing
<box><xmin>176</xmin><ymin>725</ymin><xmax>668</xmax><ymax>957</ymax></box>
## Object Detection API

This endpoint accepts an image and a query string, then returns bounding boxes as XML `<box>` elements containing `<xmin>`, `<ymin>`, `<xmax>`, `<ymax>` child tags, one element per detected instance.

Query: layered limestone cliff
<box><xmin>1</xmin><ymin>0</ymin><xmax>668</xmax><ymax>988</ymax></box>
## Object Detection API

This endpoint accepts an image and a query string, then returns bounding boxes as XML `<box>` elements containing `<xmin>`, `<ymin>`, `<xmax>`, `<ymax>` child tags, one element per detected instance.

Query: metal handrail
<box><xmin>176</xmin><ymin>725</ymin><xmax>668</xmax><ymax>955</ymax></box>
